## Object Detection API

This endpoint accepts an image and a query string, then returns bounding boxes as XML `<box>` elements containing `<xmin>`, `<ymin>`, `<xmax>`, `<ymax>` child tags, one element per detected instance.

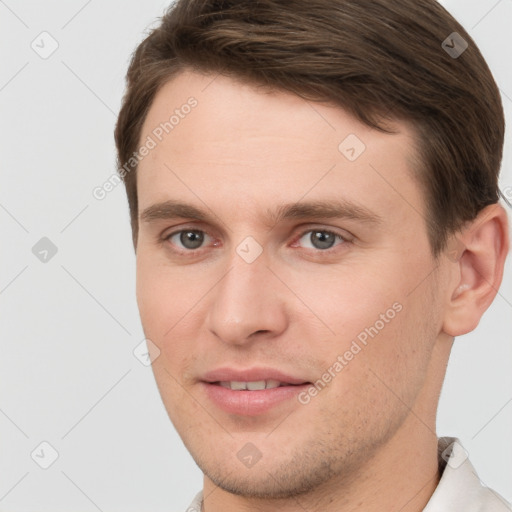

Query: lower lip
<box><xmin>201</xmin><ymin>382</ymin><xmax>311</xmax><ymax>416</ymax></box>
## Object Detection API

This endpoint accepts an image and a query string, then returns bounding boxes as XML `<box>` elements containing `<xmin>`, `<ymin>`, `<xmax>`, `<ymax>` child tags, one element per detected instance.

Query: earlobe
<box><xmin>441</xmin><ymin>204</ymin><xmax>509</xmax><ymax>338</ymax></box>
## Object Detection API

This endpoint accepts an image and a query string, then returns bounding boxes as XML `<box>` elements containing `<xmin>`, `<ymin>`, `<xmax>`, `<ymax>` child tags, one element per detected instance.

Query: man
<box><xmin>114</xmin><ymin>0</ymin><xmax>511</xmax><ymax>510</ymax></box>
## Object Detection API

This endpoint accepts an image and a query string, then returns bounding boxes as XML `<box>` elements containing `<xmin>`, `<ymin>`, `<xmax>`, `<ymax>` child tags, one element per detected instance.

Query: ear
<box><xmin>442</xmin><ymin>204</ymin><xmax>510</xmax><ymax>337</ymax></box>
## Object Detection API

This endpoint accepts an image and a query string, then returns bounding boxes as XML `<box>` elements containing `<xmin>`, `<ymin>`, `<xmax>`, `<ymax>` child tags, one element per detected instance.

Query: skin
<box><xmin>134</xmin><ymin>69</ymin><xmax>509</xmax><ymax>512</ymax></box>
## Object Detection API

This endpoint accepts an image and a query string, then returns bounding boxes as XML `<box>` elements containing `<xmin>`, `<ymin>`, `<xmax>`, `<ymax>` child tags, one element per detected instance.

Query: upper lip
<box><xmin>201</xmin><ymin>367</ymin><xmax>310</xmax><ymax>385</ymax></box>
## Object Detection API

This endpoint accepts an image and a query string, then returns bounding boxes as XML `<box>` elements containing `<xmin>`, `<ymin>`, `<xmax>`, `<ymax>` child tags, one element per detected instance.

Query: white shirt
<box><xmin>184</xmin><ymin>436</ymin><xmax>511</xmax><ymax>511</ymax></box>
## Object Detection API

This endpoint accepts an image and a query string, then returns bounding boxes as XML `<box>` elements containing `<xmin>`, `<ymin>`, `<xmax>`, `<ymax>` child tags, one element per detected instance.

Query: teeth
<box><xmin>218</xmin><ymin>379</ymin><xmax>283</xmax><ymax>390</ymax></box>
<box><xmin>231</xmin><ymin>381</ymin><xmax>248</xmax><ymax>391</ymax></box>
<box><xmin>246</xmin><ymin>380</ymin><xmax>266</xmax><ymax>390</ymax></box>
<box><xmin>265</xmin><ymin>379</ymin><xmax>281</xmax><ymax>389</ymax></box>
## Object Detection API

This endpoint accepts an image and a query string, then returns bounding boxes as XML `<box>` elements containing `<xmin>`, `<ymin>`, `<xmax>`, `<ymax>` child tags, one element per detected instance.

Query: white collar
<box><xmin>423</xmin><ymin>436</ymin><xmax>510</xmax><ymax>511</ymax></box>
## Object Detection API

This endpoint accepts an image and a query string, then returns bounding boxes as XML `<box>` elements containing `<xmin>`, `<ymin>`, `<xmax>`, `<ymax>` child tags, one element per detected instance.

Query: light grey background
<box><xmin>0</xmin><ymin>0</ymin><xmax>511</xmax><ymax>510</ymax></box>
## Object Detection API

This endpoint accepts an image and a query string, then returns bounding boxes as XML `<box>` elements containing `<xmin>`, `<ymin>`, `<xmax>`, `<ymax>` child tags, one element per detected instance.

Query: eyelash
<box><xmin>162</xmin><ymin>227</ymin><xmax>350</xmax><ymax>257</ymax></box>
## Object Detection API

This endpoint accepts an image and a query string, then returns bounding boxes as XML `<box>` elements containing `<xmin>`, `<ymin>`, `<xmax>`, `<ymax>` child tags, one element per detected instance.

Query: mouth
<box><xmin>200</xmin><ymin>369</ymin><xmax>312</xmax><ymax>416</ymax></box>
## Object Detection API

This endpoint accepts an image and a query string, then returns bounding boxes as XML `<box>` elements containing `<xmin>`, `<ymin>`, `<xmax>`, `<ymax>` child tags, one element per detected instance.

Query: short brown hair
<box><xmin>114</xmin><ymin>0</ymin><xmax>505</xmax><ymax>255</ymax></box>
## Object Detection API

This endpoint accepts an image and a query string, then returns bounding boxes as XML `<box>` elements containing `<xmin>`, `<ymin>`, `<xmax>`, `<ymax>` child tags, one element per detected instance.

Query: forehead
<box><xmin>136</xmin><ymin>70</ymin><xmax>423</xmax><ymax>223</ymax></box>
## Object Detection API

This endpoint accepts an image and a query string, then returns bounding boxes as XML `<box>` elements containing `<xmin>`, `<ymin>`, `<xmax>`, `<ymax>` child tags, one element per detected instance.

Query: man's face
<box><xmin>135</xmin><ymin>70</ymin><xmax>447</xmax><ymax>497</ymax></box>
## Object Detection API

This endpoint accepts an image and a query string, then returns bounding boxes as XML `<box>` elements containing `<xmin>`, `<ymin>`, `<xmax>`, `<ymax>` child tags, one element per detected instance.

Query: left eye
<box><xmin>167</xmin><ymin>230</ymin><xmax>212</xmax><ymax>250</ymax></box>
<box><xmin>296</xmin><ymin>229</ymin><xmax>346</xmax><ymax>250</ymax></box>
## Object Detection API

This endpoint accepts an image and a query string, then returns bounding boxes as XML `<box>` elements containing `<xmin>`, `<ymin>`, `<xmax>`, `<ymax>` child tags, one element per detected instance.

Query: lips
<box><xmin>202</xmin><ymin>367</ymin><xmax>310</xmax><ymax>386</ymax></box>
<box><xmin>200</xmin><ymin>367</ymin><xmax>312</xmax><ymax>416</ymax></box>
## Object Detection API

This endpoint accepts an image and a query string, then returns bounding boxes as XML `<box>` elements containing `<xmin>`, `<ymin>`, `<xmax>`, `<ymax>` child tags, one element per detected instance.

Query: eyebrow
<box><xmin>140</xmin><ymin>198</ymin><xmax>382</xmax><ymax>229</ymax></box>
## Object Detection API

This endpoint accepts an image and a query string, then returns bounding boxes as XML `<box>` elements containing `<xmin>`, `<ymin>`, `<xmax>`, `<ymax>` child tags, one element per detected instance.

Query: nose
<box><xmin>205</xmin><ymin>249</ymin><xmax>288</xmax><ymax>346</ymax></box>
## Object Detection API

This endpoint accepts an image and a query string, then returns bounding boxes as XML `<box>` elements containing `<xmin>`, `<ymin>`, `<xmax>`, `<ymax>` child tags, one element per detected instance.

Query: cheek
<box><xmin>284</xmin><ymin>261</ymin><xmax>405</xmax><ymax>342</ymax></box>
<box><xmin>135</xmin><ymin>258</ymin><xmax>163</xmax><ymax>337</ymax></box>
<box><xmin>136</xmin><ymin>257</ymin><xmax>205</xmax><ymax>423</ymax></box>
<box><xmin>296</xmin><ymin>257</ymin><xmax>437</xmax><ymax>400</ymax></box>
<box><xmin>136</xmin><ymin>254</ymin><xmax>202</xmax><ymax>335</ymax></box>
<box><xmin>135</xmin><ymin>255</ymin><xmax>215</xmax><ymax>377</ymax></box>
<box><xmin>336</xmin><ymin>290</ymin><xmax>437</xmax><ymax>414</ymax></box>
<box><xmin>310</xmin><ymin>303</ymin><xmax>435</xmax><ymax>446</ymax></box>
